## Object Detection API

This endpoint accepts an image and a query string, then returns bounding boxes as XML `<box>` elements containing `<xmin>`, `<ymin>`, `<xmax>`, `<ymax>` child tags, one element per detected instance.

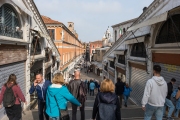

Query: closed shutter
<box><xmin>154</xmin><ymin>63</ymin><xmax>180</xmax><ymax>89</ymax></box>
<box><xmin>0</xmin><ymin>62</ymin><xmax>25</xmax><ymax>119</ymax></box>
<box><xmin>130</xmin><ymin>67</ymin><xmax>147</xmax><ymax>105</ymax></box>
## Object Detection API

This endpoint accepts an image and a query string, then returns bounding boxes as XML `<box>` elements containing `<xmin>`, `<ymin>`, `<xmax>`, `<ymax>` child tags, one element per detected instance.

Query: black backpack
<box><xmin>77</xmin><ymin>82</ymin><xmax>87</xmax><ymax>103</ymax></box>
<box><xmin>3</xmin><ymin>85</ymin><xmax>16</xmax><ymax>107</ymax></box>
<box><xmin>97</xmin><ymin>95</ymin><xmax>117</xmax><ymax>120</ymax></box>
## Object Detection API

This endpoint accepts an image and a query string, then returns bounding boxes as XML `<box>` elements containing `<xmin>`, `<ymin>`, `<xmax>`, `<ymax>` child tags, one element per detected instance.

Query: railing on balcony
<box><xmin>0</xmin><ymin>25</ymin><xmax>23</xmax><ymax>39</ymax></box>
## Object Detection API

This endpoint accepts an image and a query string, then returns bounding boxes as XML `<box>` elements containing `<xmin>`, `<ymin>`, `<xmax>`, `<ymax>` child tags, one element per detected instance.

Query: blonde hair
<box><xmin>100</xmin><ymin>79</ymin><xmax>115</xmax><ymax>93</ymax></box>
<box><xmin>52</xmin><ymin>73</ymin><xmax>64</xmax><ymax>84</ymax></box>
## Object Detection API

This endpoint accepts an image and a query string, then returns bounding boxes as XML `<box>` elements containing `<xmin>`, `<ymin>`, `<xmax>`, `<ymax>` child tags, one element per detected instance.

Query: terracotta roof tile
<box><xmin>41</xmin><ymin>15</ymin><xmax>62</xmax><ymax>24</ymax></box>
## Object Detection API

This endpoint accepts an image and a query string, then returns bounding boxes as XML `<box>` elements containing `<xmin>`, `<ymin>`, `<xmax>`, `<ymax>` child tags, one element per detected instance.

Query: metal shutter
<box><xmin>0</xmin><ymin>62</ymin><xmax>25</xmax><ymax>119</ymax></box>
<box><xmin>154</xmin><ymin>63</ymin><xmax>180</xmax><ymax>89</ymax></box>
<box><xmin>130</xmin><ymin>67</ymin><xmax>147</xmax><ymax>105</ymax></box>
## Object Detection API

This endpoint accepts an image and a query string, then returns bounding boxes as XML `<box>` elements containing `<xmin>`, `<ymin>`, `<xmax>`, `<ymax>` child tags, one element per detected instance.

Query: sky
<box><xmin>34</xmin><ymin>0</ymin><xmax>153</xmax><ymax>43</ymax></box>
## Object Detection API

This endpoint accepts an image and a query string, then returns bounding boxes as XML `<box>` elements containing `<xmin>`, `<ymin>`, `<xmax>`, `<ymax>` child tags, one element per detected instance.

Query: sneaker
<box><xmin>167</xmin><ymin>117</ymin><xmax>174</xmax><ymax>120</ymax></box>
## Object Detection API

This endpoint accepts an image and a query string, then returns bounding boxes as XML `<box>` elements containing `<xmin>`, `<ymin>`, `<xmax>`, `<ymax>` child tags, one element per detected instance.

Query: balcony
<box><xmin>0</xmin><ymin>25</ymin><xmax>23</xmax><ymax>39</ymax></box>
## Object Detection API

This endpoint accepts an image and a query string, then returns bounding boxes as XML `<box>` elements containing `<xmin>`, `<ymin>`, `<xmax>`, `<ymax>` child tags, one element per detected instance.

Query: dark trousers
<box><xmin>71</xmin><ymin>102</ymin><xmax>85</xmax><ymax>120</ymax></box>
<box><xmin>90</xmin><ymin>89</ymin><xmax>94</xmax><ymax>96</ymax></box>
<box><xmin>118</xmin><ymin>94</ymin><xmax>123</xmax><ymax>108</ymax></box>
<box><xmin>5</xmin><ymin>104</ymin><xmax>22</xmax><ymax>120</ymax></box>
<box><xmin>38</xmin><ymin>100</ymin><xmax>49</xmax><ymax>120</ymax></box>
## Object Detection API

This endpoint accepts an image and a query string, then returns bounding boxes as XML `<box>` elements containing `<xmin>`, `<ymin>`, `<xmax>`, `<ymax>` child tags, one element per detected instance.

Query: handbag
<box><xmin>60</xmin><ymin>109</ymin><xmax>70</xmax><ymax>120</ymax></box>
<box><xmin>54</xmin><ymin>96</ymin><xmax>70</xmax><ymax>120</ymax></box>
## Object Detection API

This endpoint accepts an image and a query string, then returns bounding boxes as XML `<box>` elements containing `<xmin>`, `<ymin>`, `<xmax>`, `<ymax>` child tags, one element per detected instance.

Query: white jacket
<box><xmin>142</xmin><ymin>76</ymin><xmax>167</xmax><ymax>107</ymax></box>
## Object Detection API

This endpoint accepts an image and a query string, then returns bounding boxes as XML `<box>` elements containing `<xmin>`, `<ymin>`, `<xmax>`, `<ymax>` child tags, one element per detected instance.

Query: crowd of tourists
<box><xmin>0</xmin><ymin>65</ymin><xmax>180</xmax><ymax>120</ymax></box>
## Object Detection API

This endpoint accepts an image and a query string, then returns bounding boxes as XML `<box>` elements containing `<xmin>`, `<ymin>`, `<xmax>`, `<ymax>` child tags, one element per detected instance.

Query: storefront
<box><xmin>129</xmin><ymin>62</ymin><xmax>148</xmax><ymax>105</ymax></box>
<box><xmin>116</xmin><ymin>66</ymin><xmax>126</xmax><ymax>83</ymax></box>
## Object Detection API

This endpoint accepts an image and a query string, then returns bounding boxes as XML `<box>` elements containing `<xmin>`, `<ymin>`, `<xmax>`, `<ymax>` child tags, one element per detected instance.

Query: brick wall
<box><xmin>0</xmin><ymin>44</ymin><xmax>27</xmax><ymax>65</ymax></box>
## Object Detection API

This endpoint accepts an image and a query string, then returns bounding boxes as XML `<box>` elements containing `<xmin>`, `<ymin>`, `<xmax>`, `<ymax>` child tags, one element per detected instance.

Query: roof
<box><xmin>111</xmin><ymin>18</ymin><xmax>138</xmax><ymax>28</ymax></box>
<box><xmin>41</xmin><ymin>15</ymin><xmax>62</xmax><ymax>24</ymax></box>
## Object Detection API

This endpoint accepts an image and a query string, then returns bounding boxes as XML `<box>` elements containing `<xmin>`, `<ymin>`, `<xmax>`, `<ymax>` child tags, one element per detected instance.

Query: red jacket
<box><xmin>0</xmin><ymin>84</ymin><xmax>26</xmax><ymax>105</ymax></box>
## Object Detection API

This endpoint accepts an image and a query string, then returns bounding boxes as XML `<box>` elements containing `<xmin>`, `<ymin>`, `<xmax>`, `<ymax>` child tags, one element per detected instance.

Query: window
<box><xmin>123</xmin><ymin>28</ymin><xmax>126</xmax><ymax>33</ymax></box>
<box><xmin>45</xmin><ymin>49</ymin><xmax>50</xmax><ymax>62</ymax></box>
<box><xmin>104</xmin><ymin>63</ymin><xmax>108</xmax><ymax>71</ymax></box>
<box><xmin>93</xmin><ymin>45</ymin><xmax>94</xmax><ymax>48</ymax></box>
<box><xmin>131</xmin><ymin>43</ymin><xmax>146</xmax><ymax>58</ymax></box>
<box><xmin>110</xmin><ymin>61</ymin><xmax>115</xmax><ymax>69</ymax></box>
<box><xmin>69</xmin><ymin>24</ymin><xmax>72</xmax><ymax>27</ymax></box>
<box><xmin>31</xmin><ymin>37</ymin><xmax>41</xmax><ymax>55</ymax></box>
<box><xmin>115</xmin><ymin>30</ymin><xmax>117</xmax><ymax>41</ymax></box>
<box><xmin>156</xmin><ymin>14</ymin><xmax>180</xmax><ymax>44</ymax></box>
<box><xmin>48</xmin><ymin>29</ymin><xmax>55</xmax><ymax>40</ymax></box>
<box><xmin>0</xmin><ymin>4</ymin><xmax>22</xmax><ymax>39</ymax></box>
<box><xmin>118</xmin><ymin>55</ymin><xmax>125</xmax><ymax>64</ymax></box>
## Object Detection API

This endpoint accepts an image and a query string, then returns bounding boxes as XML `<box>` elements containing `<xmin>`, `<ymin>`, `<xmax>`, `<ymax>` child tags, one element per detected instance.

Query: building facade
<box><xmin>89</xmin><ymin>40</ymin><xmax>102</xmax><ymax>61</ymax></box>
<box><xmin>0</xmin><ymin>0</ymin><xmax>60</xmax><ymax>119</ymax></box>
<box><xmin>103</xmin><ymin>0</ymin><xmax>180</xmax><ymax>106</ymax></box>
<box><xmin>42</xmin><ymin>16</ymin><xmax>84</xmax><ymax>81</ymax></box>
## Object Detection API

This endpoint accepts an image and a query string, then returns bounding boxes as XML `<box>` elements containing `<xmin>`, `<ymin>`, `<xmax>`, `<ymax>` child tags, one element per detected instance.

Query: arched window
<box><xmin>0</xmin><ymin>4</ymin><xmax>22</xmax><ymax>39</ymax></box>
<box><xmin>115</xmin><ymin>30</ymin><xmax>117</xmax><ymax>41</ymax></box>
<box><xmin>131</xmin><ymin>43</ymin><xmax>146</xmax><ymax>58</ymax></box>
<box><xmin>156</xmin><ymin>14</ymin><xmax>180</xmax><ymax>44</ymax></box>
<box><xmin>31</xmin><ymin>37</ymin><xmax>41</xmax><ymax>55</ymax></box>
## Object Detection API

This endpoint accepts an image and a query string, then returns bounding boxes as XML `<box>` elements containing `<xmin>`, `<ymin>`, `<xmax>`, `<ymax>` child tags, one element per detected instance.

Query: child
<box><xmin>123</xmin><ymin>83</ymin><xmax>132</xmax><ymax>107</ymax></box>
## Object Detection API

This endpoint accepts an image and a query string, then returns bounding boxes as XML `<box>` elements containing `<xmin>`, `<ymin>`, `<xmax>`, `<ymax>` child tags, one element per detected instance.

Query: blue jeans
<box><xmin>174</xmin><ymin>109</ymin><xmax>180</xmax><ymax>118</ymax></box>
<box><xmin>163</xmin><ymin>98</ymin><xmax>175</xmax><ymax>117</ymax></box>
<box><xmin>124</xmin><ymin>95</ymin><xmax>129</xmax><ymax>105</ymax></box>
<box><xmin>144</xmin><ymin>104</ymin><xmax>163</xmax><ymax>120</ymax></box>
<box><xmin>51</xmin><ymin>117</ymin><xmax>59</xmax><ymax>120</ymax></box>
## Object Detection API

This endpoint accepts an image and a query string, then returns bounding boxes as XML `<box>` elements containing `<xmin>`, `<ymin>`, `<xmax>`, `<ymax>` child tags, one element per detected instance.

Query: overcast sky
<box><xmin>34</xmin><ymin>0</ymin><xmax>153</xmax><ymax>43</ymax></box>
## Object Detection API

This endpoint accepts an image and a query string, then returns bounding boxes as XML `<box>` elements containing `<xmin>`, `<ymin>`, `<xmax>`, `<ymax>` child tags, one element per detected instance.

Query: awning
<box><xmin>125</xmin><ymin>35</ymin><xmax>146</xmax><ymax>44</ymax></box>
<box><xmin>107</xmin><ymin>56</ymin><xmax>114</xmax><ymax>61</ymax></box>
<box><xmin>114</xmin><ymin>49</ymin><xmax>126</xmax><ymax>55</ymax></box>
<box><xmin>11</xmin><ymin>0</ymin><xmax>32</xmax><ymax>17</ymax></box>
<box><xmin>127</xmin><ymin>12</ymin><xmax>168</xmax><ymax>31</ymax></box>
<box><xmin>62</xmin><ymin>67</ymin><xmax>68</xmax><ymax>73</ymax></box>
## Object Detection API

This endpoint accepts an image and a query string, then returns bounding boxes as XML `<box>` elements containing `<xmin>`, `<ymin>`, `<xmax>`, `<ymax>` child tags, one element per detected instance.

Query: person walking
<box><xmin>123</xmin><ymin>83</ymin><xmax>132</xmax><ymax>107</ymax></box>
<box><xmin>92</xmin><ymin>79</ymin><xmax>121</xmax><ymax>120</ymax></box>
<box><xmin>174</xmin><ymin>85</ymin><xmax>180</xmax><ymax>118</ymax></box>
<box><xmin>163</xmin><ymin>78</ymin><xmax>176</xmax><ymax>120</ymax></box>
<box><xmin>87</xmin><ymin>80</ymin><xmax>90</xmax><ymax>94</ymax></box>
<box><xmin>0</xmin><ymin>74</ymin><xmax>26</xmax><ymax>120</ymax></box>
<box><xmin>29</xmin><ymin>73</ymin><xmax>51</xmax><ymax>120</ymax></box>
<box><xmin>115</xmin><ymin>77</ymin><xmax>125</xmax><ymax>108</ymax></box>
<box><xmin>89</xmin><ymin>80</ymin><xmax>96</xmax><ymax>96</ymax></box>
<box><xmin>68</xmin><ymin>70</ymin><xmax>87</xmax><ymax>120</ymax></box>
<box><xmin>46</xmin><ymin>73</ymin><xmax>81</xmax><ymax>120</ymax></box>
<box><xmin>142</xmin><ymin>65</ymin><xmax>167</xmax><ymax>120</ymax></box>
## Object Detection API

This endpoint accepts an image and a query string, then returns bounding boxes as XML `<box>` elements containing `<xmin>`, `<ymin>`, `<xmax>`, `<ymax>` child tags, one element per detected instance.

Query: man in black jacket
<box><xmin>163</xmin><ymin>78</ymin><xmax>176</xmax><ymax>120</ymax></box>
<box><xmin>115</xmin><ymin>77</ymin><xmax>125</xmax><ymax>108</ymax></box>
<box><xmin>69</xmin><ymin>70</ymin><xmax>86</xmax><ymax>120</ymax></box>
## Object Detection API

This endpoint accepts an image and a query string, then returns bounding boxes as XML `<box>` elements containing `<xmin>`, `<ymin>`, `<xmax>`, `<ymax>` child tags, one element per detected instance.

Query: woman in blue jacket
<box><xmin>46</xmin><ymin>73</ymin><xmax>81</xmax><ymax>120</ymax></box>
<box><xmin>123</xmin><ymin>83</ymin><xmax>132</xmax><ymax>107</ymax></box>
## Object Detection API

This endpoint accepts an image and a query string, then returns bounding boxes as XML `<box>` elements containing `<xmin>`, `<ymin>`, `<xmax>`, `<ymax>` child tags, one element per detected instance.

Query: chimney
<box><xmin>143</xmin><ymin>7</ymin><xmax>147</xmax><ymax>12</ymax></box>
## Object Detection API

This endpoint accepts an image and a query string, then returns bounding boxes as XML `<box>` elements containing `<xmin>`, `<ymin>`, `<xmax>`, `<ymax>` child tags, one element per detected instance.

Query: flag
<box><xmin>119</xmin><ymin>27</ymin><xmax>123</xmax><ymax>38</ymax></box>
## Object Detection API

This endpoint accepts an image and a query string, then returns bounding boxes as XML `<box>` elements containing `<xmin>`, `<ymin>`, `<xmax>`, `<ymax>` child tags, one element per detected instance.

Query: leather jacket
<box><xmin>68</xmin><ymin>79</ymin><xmax>81</xmax><ymax>98</ymax></box>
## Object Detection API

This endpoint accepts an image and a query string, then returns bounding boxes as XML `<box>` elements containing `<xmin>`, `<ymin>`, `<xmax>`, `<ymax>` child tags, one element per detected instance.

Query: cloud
<box><xmin>34</xmin><ymin>0</ymin><xmax>153</xmax><ymax>42</ymax></box>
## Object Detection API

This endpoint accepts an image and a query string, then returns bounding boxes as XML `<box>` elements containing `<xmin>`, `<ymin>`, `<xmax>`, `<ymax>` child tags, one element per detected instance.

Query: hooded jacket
<box><xmin>92</xmin><ymin>92</ymin><xmax>121</xmax><ymax>120</ymax></box>
<box><xmin>46</xmin><ymin>84</ymin><xmax>80</xmax><ymax>117</ymax></box>
<box><xmin>142</xmin><ymin>76</ymin><xmax>167</xmax><ymax>107</ymax></box>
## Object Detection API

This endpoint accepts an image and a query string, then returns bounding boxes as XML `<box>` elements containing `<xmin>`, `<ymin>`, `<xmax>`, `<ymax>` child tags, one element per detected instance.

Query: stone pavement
<box><xmin>2</xmin><ymin>69</ymin><xmax>180</xmax><ymax>120</ymax></box>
